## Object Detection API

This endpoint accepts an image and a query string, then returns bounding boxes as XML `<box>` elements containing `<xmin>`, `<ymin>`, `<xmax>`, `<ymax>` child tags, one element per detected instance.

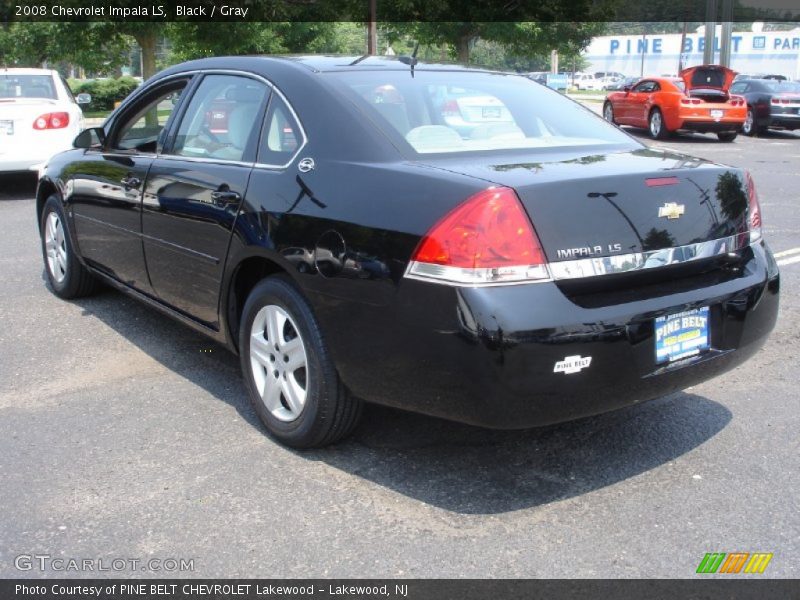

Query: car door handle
<box><xmin>210</xmin><ymin>189</ymin><xmax>242</xmax><ymax>207</ymax></box>
<box><xmin>120</xmin><ymin>176</ymin><xmax>142</xmax><ymax>190</ymax></box>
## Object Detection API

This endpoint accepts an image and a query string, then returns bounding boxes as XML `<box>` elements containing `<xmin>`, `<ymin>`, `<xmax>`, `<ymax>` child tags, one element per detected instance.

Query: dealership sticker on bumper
<box><xmin>655</xmin><ymin>307</ymin><xmax>710</xmax><ymax>363</ymax></box>
<box><xmin>554</xmin><ymin>355</ymin><xmax>592</xmax><ymax>374</ymax></box>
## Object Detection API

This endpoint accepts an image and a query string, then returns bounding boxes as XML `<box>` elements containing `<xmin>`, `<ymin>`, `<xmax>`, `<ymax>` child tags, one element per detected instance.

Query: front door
<box><xmin>70</xmin><ymin>78</ymin><xmax>190</xmax><ymax>292</ymax></box>
<box><xmin>141</xmin><ymin>73</ymin><xmax>270</xmax><ymax>327</ymax></box>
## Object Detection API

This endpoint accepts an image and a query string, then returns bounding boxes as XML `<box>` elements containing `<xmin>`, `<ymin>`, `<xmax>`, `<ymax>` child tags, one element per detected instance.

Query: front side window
<box><xmin>171</xmin><ymin>74</ymin><xmax>268</xmax><ymax>162</ymax></box>
<box><xmin>113</xmin><ymin>82</ymin><xmax>186</xmax><ymax>153</ymax></box>
<box><xmin>0</xmin><ymin>74</ymin><xmax>57</xmax><ymax>99</ymax></box>
<box><xmin>633</xmin><ymin>81</ymin><xmax>657</xmax><ymax>93</ymax></box>
<box><xmin>328</xmin><ymin>70</ymin><xmax>635</xmax><ymax>155</ymax></box>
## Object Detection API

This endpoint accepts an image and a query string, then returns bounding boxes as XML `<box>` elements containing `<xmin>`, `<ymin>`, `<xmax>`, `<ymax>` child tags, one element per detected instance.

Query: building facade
<box><xmin>583</xmin><ymin>28</ymin><xmax>800</xmax><ymax>79</ymax></box>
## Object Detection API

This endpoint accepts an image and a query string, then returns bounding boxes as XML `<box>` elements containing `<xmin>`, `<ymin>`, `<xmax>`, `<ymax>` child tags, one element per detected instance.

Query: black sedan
<box><xmin>604</xmin><ymin>76</ymin><xmax>639</xmax><ymax>91</ymax></box>
<box><xmin>729</xmin><ymin>78</ymin><xmax>800</xmax><ymax>135</ymax></box>
<box><xmin>37</xmin><ymin>56</ymin><xmax>779</xmax><ymax>448</ymax></box>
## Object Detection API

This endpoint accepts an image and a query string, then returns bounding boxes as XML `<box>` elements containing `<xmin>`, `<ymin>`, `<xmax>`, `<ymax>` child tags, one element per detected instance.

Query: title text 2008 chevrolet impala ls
<box><xmin>36</xmin><ymin>56</ymin><xmax>779</xmax><ymax>448</ymax></box>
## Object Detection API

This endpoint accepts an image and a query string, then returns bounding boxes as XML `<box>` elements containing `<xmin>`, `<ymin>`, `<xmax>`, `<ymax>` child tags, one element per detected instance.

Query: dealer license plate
<box><xmin>655</xmin><ymin>307</ymin><xmax>710</xmax><ymax>364</ymax></box>
<box><xmin>710</xmin><ymin>109</ymin><xmax>724</xmax><ymax>120</ymax></box>
<box><xmin>0</xmin><ymin>120</ymin><xmax>13</xmax><ymax>135</ymax></box>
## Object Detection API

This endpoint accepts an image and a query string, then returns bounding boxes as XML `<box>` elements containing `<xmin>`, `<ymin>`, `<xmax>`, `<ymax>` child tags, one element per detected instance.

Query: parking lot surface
<box><xmin>1</xmin><ymin>127</ymin><xmax>798</xmax><ymax>578</ymax></box>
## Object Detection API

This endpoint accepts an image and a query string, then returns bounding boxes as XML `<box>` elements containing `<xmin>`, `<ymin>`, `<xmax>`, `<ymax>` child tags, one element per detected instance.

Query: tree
<box><xmin>383</xmin><ymin>21</ymin><xmax>607</xmax><ymax>65</ymax></box>
<box><xmin>0</xmin><ymin>22</ymin><xmax>130</xmax><ymax>73</ymax></box>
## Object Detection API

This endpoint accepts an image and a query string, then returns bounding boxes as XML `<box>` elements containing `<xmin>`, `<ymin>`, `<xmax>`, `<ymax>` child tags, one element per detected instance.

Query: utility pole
<box><xmin>719</xmin><ymin>0</ymin><xmax>734</xmax><ymax>67</ymax></box>
<box><xmin>367</xmin><ymin>0</ymin><xmax>377</xmax><ymax>55</ymax></box>
<box><xmin>640</xmin><ymin>32</ymin><xmax>646</xmax><ymax>77</ymax></box>
<box><xmin>703</xmin><ymin>0</ymin><xmax>718</xmax><ymax>65</ymax></box>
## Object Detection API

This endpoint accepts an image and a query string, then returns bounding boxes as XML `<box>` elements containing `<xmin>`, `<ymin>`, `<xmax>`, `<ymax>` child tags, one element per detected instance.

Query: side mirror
<box><xmin>623</xmin><ymin>86</ymin><xmax>632</xmax><ymax>93</ymax></box>
<box><xmin>73</xmin><ymin>127</ymin><xmax>105</xmax><ymax>149</ymax></box>
<box><xmin>76</xmin><ymin>93</ymin><xmax>92</xmax><ymax>105</ymax></box>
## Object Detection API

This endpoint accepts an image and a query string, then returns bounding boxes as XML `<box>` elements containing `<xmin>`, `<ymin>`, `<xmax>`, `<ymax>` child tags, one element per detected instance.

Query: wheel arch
<box><xmin>35</xmin><ymin>177</ymin><xmax>61</xmax><ymax>232</ymax></box>
<box><xmin>223</xmin><ymin>249</ymin><xmax>305</xmax><ymax>354</ymax></box>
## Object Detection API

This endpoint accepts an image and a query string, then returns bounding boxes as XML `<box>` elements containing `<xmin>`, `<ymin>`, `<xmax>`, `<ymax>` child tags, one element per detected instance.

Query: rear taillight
<box><xmin>771</xmin><ymin>98</ymin><xmax>781</xmax><ymax>105</ymax></box>
<box><xmin>680</xmin><ymin>97</ymin><xmax>702</xmax><ymax>105</ymax></box>
<box><xmin>406</xmin><ymin>187</ymin><xmax>549</xmax><ymax>285</ymax></box>
<box><xmin>729</xmin><ymin>96</ymin><xmax>745</xmax><ymax>106</ymax></box>
<box><xmin>441</xmin><ymin>100</ymin><xmax>459</xmax><ymax>116</ymax></box>
<box><xmin>745</xmin><ymin>171</ymin><xmax>762</xmax><ymax>243</ymax></box>
<box><xmin>33</xmin><ymin>112</ymin><xmax>70</xmax><ymax>130</ymax></box>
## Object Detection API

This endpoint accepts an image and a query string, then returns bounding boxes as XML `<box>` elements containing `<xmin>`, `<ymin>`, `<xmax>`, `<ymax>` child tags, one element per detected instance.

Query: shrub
<box><xmin>69</xmin><ymin>76</ymin><xmax>140</xmax><ymax>112</ymax></box>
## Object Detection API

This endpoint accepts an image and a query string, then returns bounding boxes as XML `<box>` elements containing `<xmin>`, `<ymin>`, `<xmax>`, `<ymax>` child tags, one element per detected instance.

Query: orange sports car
<box><xmin>603</xmin><ymin>65</ymin><xmax>746</xmax><ymax>142</ymax></box>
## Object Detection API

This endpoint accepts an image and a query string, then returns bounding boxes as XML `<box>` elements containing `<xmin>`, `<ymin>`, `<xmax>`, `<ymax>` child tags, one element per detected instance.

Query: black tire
<box><xmin>40</xmin><ymin>195</ymin><xmax>99</xmax><ymax>299</ymax></box>
<box><xmin>239</xmin><ymin>276</ymin><xmax>362</xmax><ymax>448</ymax></box>
<box><xmin>648</xmin><ymin>107</ymin><xmax>669</xmax><ymax>140</ymax></box>
<box><xmin>717</xmin><ymin>132</ymin><xmax>738</xmax><ymax>142</ymax></box>
<box><xmin>742</xmin><ymin>108</ymin><xmax>757</xmax><ymax>136</ymax></box>
<box><xmin>603</xmin><ymin>101</ymin><xmax>616</xmax><ymax>125</ymax></box>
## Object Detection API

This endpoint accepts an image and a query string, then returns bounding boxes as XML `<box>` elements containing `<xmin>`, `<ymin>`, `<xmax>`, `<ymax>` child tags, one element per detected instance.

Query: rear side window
<box><xmin>0</xmin><ymin>74</ymin><xmax>57</xmax><ymax>99</ymax></box>
<box><xmin>258</xmin><ymin>94</ymin><xmax>304</xmax><ymax>165</ymax></box>
<box><xmin>171</xmin><ymin>74</ymin><xmax>268</xmax><ymax>162</ymax></box>
<box><xmin>327</xmin><ymin>70</ymin><xmax>634</xmax><ymax>155</ymax></box>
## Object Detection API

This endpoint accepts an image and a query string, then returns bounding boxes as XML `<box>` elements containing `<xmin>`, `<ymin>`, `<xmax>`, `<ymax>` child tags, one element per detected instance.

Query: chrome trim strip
<box><xmin>404</xmin><ymin>261</ymin><xmax>552</xmax><ymax>287</ymax></box>
<box><xmin>403</xmin><ymin>233</ymin><xmax>750</xmax><ymax>287</ymax></box>
<box><xmin>549</xmin><ymin>233</ymin><xmax>747</xmax><ymax>280</ymax></box>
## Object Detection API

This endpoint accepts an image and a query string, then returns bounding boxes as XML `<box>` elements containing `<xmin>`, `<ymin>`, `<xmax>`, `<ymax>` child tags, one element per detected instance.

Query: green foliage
<box><xmin>383</xmin><ymin>21</ymin><xmax>605</xmax><ymax>67</ymax></box>
<box><xmin>70</xmin><ymin>76</ymin><xmax>141</xmax><ymax>111</ymax></box>
<box><xmin>0</xmin><ymin>23</ymin><xmax>131</xmax><ymax>72</ymax></box>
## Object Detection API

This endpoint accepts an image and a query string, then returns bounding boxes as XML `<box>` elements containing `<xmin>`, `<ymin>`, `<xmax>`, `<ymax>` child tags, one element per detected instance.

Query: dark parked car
<box><xmin>604</xmin><ymin>76</ymin><xmax>639</xmax><ymax>91</ymax></box>
<box><xmin>37</xmin><ymin>56</ymin><xmax>779</xmax><ymax>448</ymax></box>
<box><xmin>729</xmin><ymin>78</ymin><xmax>800</xmax><ymax>135</ymax></box>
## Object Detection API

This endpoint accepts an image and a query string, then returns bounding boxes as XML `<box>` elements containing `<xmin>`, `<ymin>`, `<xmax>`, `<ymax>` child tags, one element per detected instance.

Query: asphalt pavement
<box><xmin>1</xmin><ymin>125</ymin><xmax>798</xmax><ymax>579</ymax></box>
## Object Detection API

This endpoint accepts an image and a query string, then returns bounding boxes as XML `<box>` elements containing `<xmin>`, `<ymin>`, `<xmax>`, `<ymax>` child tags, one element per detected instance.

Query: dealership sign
<box><xmin>584</xmin><ymin>29</ymin><xmax>800</xmax><ymax>79</ymax></box>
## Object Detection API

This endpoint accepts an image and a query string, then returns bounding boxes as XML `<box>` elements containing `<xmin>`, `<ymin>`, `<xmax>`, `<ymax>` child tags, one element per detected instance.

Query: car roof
<box><xmin>0</xmin><ymin>68</ymin><xmax>57</xmax><ymax>76</ymax></box>
<box><xmin>166</xmin><ymin>55</ymin><xmax>511</xmax><ymax>76</ymax></box>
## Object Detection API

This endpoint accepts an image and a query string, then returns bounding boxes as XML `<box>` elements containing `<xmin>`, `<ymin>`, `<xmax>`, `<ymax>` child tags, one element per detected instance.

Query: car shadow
<box><xmin>0</xmin><ymin>173</ymin><xmax>38</xmax><ymax>200</ymax></box>
<box><xmin>70</xmin><ymin>284</ymin><xmax>731</xmax><ymax>516</ymax></box>
<box><xmin>624</xmin><ymin>127</ymin><xmax>728</xmax><ymax>144</ymax></box>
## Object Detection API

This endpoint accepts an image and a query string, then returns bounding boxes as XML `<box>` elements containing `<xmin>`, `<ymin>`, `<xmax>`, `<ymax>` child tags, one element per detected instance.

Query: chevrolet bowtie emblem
<box><xmin>658</xmin><ymin>202</ymin><xmax>686</xmax><ymax>219</ymax></box>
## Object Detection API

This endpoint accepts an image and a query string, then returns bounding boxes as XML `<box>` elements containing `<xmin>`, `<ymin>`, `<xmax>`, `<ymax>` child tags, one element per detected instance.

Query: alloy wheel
<box><xmin>249</xmin><ymin>304</ymin><xmax>309</xmax><ymax>422</ymax></box>
<box><xmin>44</xmin><ymin>212</ymin><xmax>67</xmax><ymax>283</ymax></box>
<box><xmin>649</xmin><ymin>111</ymin><xmax>662</xmax><ymax>137</ymax></box>
<box><xmin>604</xmin><ymin>103</ymin><xmax>614</xmax><ymax>123</ymax></box>
<box><xmin>743</xmin><ymin>109</ymin><xmax>754</xmax><ymax>135</ymax></box>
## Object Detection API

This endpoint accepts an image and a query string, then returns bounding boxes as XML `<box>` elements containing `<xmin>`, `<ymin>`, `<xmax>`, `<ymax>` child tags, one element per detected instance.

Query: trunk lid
<box><xmin>0</xmin><ymin>98</ymin><xmax>60</xmax><ymax>140</ymax></box>
<box><xmin>420</xmin><ymin>147</ymin><xmax>749</xmax><ymax>265</ymax></box>
<box><xmin>680</xmin><ymin>65</ymin><xmax>737</xmax><ymax>102</ymax></box>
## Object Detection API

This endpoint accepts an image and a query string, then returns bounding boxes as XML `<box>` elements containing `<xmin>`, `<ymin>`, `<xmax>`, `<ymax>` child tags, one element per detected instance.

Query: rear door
<box><xmin>69</xmin><ymin>77</ymin><xmax>190</xmax><ymax>291</ymax></box>
<box><xmin>141</xmin><ymin>73</ymin><xmax>270</xmax><ymax>327</ymax></box>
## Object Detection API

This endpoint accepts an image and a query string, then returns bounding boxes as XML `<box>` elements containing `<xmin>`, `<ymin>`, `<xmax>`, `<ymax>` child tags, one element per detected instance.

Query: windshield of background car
<box><xmin>327</xmin><ymin>70</ymin><xmax>636</xmax><ymax>154</ymax></box>
<box><xmin>0</xmin><ymin>74</ymin><xmax>57</xmax><ymax>99</ymax></box>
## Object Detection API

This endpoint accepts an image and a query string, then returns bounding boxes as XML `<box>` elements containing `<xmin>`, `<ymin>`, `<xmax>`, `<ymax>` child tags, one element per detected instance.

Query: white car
<box><xmin>571</xmin><ymin>73</ymin><xmax>602</xmax><ymax>91</ymax></box>
<box><xmin>0</xmin><ymin>68</ymin><xmax>90</xmax><ymax>173</ymax></box>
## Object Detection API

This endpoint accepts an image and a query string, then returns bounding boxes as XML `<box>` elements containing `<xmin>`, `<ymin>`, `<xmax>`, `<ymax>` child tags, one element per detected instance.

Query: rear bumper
<box><xmin>767</xmin><ymin>112</ymin><xmax>800</xmax><ymax>129</ymax></box>
<box><xmin>322</xmin><ymin>242</ymin><xmax>779</xmax><ymax>429</ymax></box>
<box><xmin>677</xmin><ymin>119</ymin><xmax>743</xmax><ymax>133</ymax></box>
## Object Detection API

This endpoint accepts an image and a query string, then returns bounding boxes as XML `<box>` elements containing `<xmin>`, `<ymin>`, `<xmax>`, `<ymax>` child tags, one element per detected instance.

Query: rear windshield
<box><xmin>764</xmin><ymin>81</ymin><xmax>800</xmax><ymax>93</ymax></box>
<box><xmin>0</xmin><ymin>74</ymin><xmax>58</xmax><ymax>99</ymax></box>
<box><xmin>327</xmin><ymin>70</ymin><xmax>634</xmax><ymax>155</ymax></box>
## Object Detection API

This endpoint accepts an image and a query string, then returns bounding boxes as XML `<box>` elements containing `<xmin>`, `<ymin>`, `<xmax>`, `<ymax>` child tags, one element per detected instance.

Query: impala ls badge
<box><xmin>554</xmin><ymin>355</ymin><xmax>592</xmax><ymax>374</ymax></box>
<box><xmin>659</xmin><ymin>202</ymin><xmax>685</xmax><ymax>219</ymax></box>
<box><xmin>298</xmin><ymin>157</ymin><xmax>315</xmax><ymax>173</ymax></box>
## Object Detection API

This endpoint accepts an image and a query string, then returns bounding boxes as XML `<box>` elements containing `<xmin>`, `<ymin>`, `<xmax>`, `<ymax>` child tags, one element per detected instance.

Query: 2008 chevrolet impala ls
<box><xmin>36</xmin><ymin>56</ymin><xmax>779</xmax><ymax>448</ymax></box>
